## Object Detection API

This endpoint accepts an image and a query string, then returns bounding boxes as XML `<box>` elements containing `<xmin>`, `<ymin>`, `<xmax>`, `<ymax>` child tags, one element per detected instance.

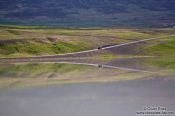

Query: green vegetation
<box><xmin>0</xmin><ymin>62</ymin><xmax>150</xmax><ymax>88</ymax></box>
<box><xmin>0</xmin><ymin>41</ymin><xmax>87</xmax><ymax>57</ymax></box>
<box><xmin>150</xmin><ymin>58</ymin><xmax>175</xmax><ymax>72</ymax></box>
<box><xmin>0</xmin><ymin>25</ymin><xmax>175</xmax><ymax>58</ymax></box>
<box><xmin>139</xmin><ymin>36</ymin><xmax>175</xmax><ymax>56</ymax></box>
<box><xmin>0</xmin><ymin>63</ymin><xmax>91</xmax><ymax>88</ymax></box>
<box><xmin>0</xmin><ymin>63</ymin><xmax>90</xmax><ymax>78</ymax></box>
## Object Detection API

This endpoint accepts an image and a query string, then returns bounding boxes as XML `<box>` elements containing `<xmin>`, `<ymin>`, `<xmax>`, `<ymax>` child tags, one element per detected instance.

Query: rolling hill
<box><xmin>0</xmin><ymin>0</ymin><xmax>175</xmax><ymax>27</ymax></box>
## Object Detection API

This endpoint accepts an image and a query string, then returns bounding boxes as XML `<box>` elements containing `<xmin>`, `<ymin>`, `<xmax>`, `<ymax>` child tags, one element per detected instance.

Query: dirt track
<box><xmin>0</xmin><ymin>34</ymin><xmax>175</xmax><ymax>63</ymax></box>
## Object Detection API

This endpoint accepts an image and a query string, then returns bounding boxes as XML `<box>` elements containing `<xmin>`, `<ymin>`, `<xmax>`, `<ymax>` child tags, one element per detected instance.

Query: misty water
<box><xmin>0</xmin><ymin>58</ymin><xmax>175</xmax><ymax>116</ymax></box>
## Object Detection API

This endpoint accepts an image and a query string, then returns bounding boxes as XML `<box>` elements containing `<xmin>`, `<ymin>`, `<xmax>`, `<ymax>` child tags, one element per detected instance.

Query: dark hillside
<box><xmin>0</xmin><ymin>0</ymin><xmax>175</xmax><ymax>27</ymax></box>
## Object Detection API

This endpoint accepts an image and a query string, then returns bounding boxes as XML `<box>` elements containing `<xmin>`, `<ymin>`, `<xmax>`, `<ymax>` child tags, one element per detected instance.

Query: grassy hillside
<box><xmin>0</xmin><ymin>26</ymin><xmax>175</xmax><ymax>58</ymax></box>
<box><xmin>141</xmin><ymin>36</ymin><xmax>175</xmax><ymax>56</ymax></box>
<box><xmin>0</xmin><ymin>26</ymin><xmax>175</xmax><ymax>88</ymax></box>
